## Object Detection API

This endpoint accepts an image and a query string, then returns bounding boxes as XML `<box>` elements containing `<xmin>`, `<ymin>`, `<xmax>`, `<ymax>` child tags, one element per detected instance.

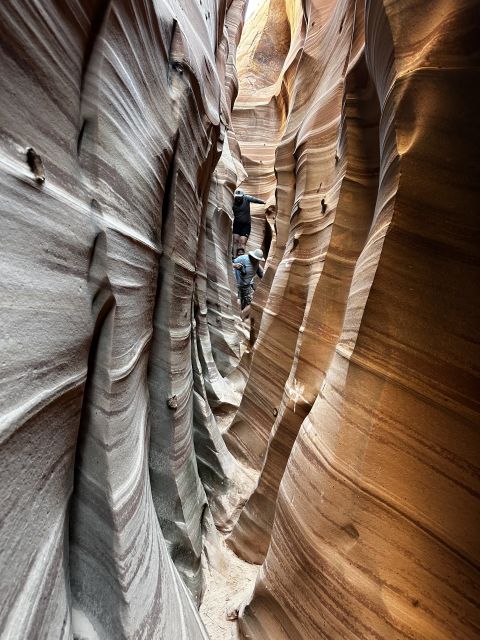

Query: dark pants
<box><xmin>233</xmin><ymin>219</ymin><xmax>251</xmax><ymax>237</ymax></box>
<box><xmin>239</xmin><ymin>284</ymin><xmax>253</xmax><ymax>310</ymax></box>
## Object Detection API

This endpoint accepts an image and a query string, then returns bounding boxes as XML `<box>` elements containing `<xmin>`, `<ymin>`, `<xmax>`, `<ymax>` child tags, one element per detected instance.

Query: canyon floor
<box><xmin>200</xmin><ymin>534</ymin><xmax>258</xmax><ymax>640</ymax></box>
<box><xmin>199</xmin><ymin>315</ymin><xmax>258</xmax><ymax>639</ymax></box>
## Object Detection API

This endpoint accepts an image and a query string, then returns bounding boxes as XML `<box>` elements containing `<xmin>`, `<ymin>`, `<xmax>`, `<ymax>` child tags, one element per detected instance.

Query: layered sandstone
<box><xmin>1</xmin><ymin>0</ymin><xmax>479</xmax><ymax>639</ymax></box>
<box><xmin>227</xmin><ymin>1</ymin><xmax>480</xmax><ymax>640</ymax></box>
<box><xmin>0</xmin><ymin>1</ymin><xmax>247</xmax><ymax>637</ymax></box>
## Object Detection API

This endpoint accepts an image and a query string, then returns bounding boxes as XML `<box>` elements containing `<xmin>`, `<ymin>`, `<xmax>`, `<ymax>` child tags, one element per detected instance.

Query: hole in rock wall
<box><xmin>26</xmin><ymin>147</ymin><xmax>45</xmax><ymax>183</ymax></box>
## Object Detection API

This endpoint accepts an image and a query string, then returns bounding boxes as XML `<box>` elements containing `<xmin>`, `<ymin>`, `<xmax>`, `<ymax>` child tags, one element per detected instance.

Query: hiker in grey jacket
<box><xmin>232</xmin><ymin>188</ymin><xmax>265</xmax><ymax>257</ymax></box>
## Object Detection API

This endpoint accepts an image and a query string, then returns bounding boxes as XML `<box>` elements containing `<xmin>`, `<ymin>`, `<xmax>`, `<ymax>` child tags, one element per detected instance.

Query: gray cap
<box><xmin>234</xmin><ymin>189</ymin><xmax>245</xmax><ymax>198</ymax></box>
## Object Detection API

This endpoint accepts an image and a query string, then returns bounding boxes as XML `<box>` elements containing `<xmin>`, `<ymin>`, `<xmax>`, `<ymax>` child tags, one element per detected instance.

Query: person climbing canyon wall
<box><xmin>0</xmin><ymin>1</ymin><xmax>479</xmax><ymax>640</ymax></box>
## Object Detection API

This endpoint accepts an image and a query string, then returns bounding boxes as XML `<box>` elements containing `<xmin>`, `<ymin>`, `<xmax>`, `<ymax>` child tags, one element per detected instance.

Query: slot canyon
<box><xmin>0</xmin><ymin>0</ymin><xmax>479</xmax><ymax>638</ymax></box>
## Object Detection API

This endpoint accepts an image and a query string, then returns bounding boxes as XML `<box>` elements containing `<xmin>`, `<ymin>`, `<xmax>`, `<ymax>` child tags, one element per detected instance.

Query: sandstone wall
<box><xmin>228</xmin><ymin>1</ymin><xmax>480</xmax><ymax>639</ymax></box>
<box><xmin>1</xmin><ymin>0</ymin><xmax>479</xmax><ymax>639</ymax></box>
<box><xmin>0</xmin><ymin>1</ymin><xmax>246</xmax><ymax>638</ymax></box>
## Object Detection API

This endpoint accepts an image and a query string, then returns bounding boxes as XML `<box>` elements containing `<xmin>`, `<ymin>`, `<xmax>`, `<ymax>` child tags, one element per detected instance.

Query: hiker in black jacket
<box><xmin>232</xmin><ymin>188</ymin><xmax>265</xmax><ymax>257</ymax></box>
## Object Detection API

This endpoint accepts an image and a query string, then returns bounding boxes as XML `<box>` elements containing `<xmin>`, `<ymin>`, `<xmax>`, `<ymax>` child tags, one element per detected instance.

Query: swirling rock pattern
<box><xmin>0</xmin><ymin>0</ymin><xmax>246</xmax><ymax>638</ymax></box>
<box><xmin>1</xmin><ymin>0</ymin><xmax>479</xmax><ymax>639</ymax></box>
<box><xmin>230</xmin><ymin>1</ymin><xmax>480</xmax><ymax>639</ymax></box>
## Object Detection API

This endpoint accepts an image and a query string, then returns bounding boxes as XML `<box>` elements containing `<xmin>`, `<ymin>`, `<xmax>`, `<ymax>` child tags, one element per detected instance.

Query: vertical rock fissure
<box><xmin>69</xmin><ymin>225</ymin><xmax>121</xmax><ymax>637</ymax></box>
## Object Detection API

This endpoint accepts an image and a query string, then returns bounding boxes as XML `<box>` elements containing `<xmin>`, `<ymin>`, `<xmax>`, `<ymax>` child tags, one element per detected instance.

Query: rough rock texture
<box><xmin>227</xmin><ymin>1</ymin><xmax>480</xmax><ymax>639</ymax></box>
<box><xmin>0</xmin><ymin>1</ymin><xmax>247</xmax><ymax>638</ymax></box>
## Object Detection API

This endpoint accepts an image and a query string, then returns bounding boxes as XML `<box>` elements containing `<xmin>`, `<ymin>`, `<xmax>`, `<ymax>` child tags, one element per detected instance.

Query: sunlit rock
<box><xmin>232</xmin><ymin>2</ymin><xmax>480</xmax><ymax>639</ymax></box>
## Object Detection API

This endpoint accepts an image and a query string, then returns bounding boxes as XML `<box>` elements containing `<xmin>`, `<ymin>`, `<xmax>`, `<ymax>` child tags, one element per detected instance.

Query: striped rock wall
<box><xmin>227</xmin><ymin>1</ymin><xmax>480</xmax><ymax>639</ymax></box>
<box><xmin>1</xmin><ymin>0</ymin><xmax>479</xmax><ymax>639</ymax></box>
<box><xmin>0</xmin><ymin>0</ymin><xmax>246</xmax><ymax>638</ymax></box>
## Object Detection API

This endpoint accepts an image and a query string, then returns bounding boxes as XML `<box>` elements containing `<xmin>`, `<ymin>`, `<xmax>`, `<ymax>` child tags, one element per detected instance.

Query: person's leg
<box><xmin>239</xmin><ymin>286</ymin><xmax>246</xmax><ymax>311</ymax></box>
<box><xmin>232</xmin><ymin>233</ymin><xmax>240</xmax><ymax>258</ymax></box>
<box><xmin>240</xmin><ymin>284</ymin><xmax>253</xmax><ymax>320</ymax></box>
<box><xmin>241</xmin><ymin>304</ymin><xmax>251</xmax><ymax>321</ymax></box>
<box><xmin>239</xmin><ymin>222</ymin><xmax>250</xmax><ymax>252</ymax></box>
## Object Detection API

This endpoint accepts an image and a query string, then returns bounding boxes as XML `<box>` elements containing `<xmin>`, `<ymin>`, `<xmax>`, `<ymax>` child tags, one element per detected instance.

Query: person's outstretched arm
<box><xmin>246</xmin><ymin>195</ymin><xmax>266</xmax><ymax>205</ymax></box>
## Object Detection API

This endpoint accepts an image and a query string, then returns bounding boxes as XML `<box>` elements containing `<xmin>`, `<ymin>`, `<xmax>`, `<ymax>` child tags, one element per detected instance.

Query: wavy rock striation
<box><xmin>228</xmin><ymin>1</ymin><xmax>480</xmax><ymax>639</ymax></box>
<box><xmin>1</xmin><ymin>0</ymin><xmax>479</xmax><ymax>639</ymax></box>
<box><xmin>0</xmin><ymin>0</ymin><xmax>247</xmax><ymax>638</ymax></box>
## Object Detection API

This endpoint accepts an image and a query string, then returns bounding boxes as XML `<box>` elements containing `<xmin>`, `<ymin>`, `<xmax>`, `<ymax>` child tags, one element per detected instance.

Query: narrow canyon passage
<box><xmin>0</xmin><ymin>1</ymin><xmax>479</xmax><ymax>640</ymax></box>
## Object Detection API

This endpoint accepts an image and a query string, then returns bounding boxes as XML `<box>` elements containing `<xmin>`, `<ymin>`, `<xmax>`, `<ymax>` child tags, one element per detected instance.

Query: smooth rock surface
<box><xmin>0</xmin><ymin>0</ymin><xmax>246</xmax><ymax>637</ymax></box>
<box><xmin>230</xmin><ymin>1</ymin><xmax>480</xmax><ymax>639</ymax></box>
<box><xmin>1</xmin><ymin>0</ymin><xmax>479</xmax><ymax>639</ymax></box>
